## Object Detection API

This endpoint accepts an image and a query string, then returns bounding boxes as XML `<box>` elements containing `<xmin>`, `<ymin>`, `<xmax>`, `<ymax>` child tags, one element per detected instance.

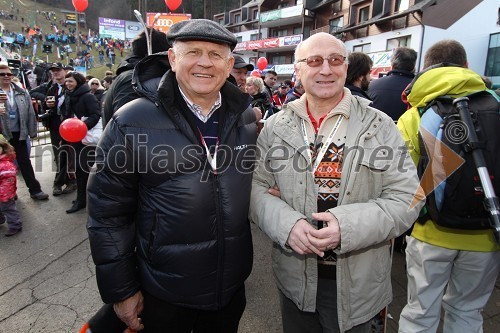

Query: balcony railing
<box><xmin>310</xmin><ymin>25</ymin><xmax>330</xmax><ymax>35</ymax></box>
<box><xmin>310</xmin><ymin>25</ymin><xmax>343</xmax><ymax>36</ymax></box>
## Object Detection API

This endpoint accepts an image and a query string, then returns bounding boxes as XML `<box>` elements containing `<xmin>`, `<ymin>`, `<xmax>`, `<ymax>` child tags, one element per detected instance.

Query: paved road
<box><xmin>0</xmin><ymin>149</ymin><xmax>498</xmax><ymax>332</ymax></box>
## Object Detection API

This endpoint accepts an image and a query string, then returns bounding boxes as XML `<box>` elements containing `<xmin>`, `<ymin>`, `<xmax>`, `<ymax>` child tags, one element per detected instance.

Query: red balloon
<box><xmin>72</xmin><ymin>0</ymin><xmax>88</xmax><ymax>12</ymax></box>
<box><xmin>257</xmin><ymin>57</ymin><xmax>268</xmax><ymax>71</ymax></box>
<box><xmin>59</xmin><ymin>118</ymin><xmax>87</xmax><ymax>143</ymax></box>
<box><xmin>165</xmin><ymin>0</ymin><xmax>182</xmax><ymax>11</ymax></box>
<box><xmin>250</xmin><ymin>70</ymin><xmax>261</xmax><ymax>77</ymax></box>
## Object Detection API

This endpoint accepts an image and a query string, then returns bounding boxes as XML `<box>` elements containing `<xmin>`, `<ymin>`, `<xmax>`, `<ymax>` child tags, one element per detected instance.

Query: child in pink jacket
<box><xmin>0</xmin><ymin>135</ymin><xmax>21</xmax><ymax>236</ymax></box>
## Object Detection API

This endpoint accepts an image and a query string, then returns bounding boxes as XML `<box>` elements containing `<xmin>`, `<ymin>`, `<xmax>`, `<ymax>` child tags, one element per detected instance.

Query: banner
<box><xmin>125</xmin><ymin>21</ymin><xmax>142</xmax><ymax>40</ymax></box>
<box><xmin>98</xmin><ymin>17</ymin><xmax>125</xmax><ymax>40</ymax></box>
<box><xmin>146</xmin><ymin>13</ymin><xmax>191</xmax><ymax>34</ymax></box>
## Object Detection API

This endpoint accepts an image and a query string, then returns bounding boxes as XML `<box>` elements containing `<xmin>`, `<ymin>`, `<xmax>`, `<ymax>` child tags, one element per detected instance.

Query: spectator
<box><xmin>345</xmin><ymin>52</ymin><xmax>373</xmax><ymax>100</ymax></box>
<box><xmin>88</xmin><ymin>77</ymin><xmax>105</xmax><ymax>106</ymax></box>
<box><xmin>0</xmin><ymin>134</ymin><xmax>21</xmax><ymax>236</ymax></box>
<box><xmin>101</xmin><ymin>75</ymin><xmax>113</xmax><ymax>90</ymax></box>
<box><xmin>61</xmin><ymin>71</ymin><xmax>100</xmax><ymax>214</ymax></box>
<box><xmin>249</xmin><ymin>32</ymin><xmax>423</xmax><ymax>333</ymax></box>
<box><xmin>87</xmin><ymin>19</ymin><xmax>257</xmax><ymax>332</ymax></box>
<box><xmin>368</xmin><ymin>47</ymin><xmax>417</xmax><ymax>121</ymax></box>
<box><xmin>398</xmin><ymin>39</ymin><xmax>500</xmax><ymax>333</ymax></box>
<box><xmin>30</xmin><ymin>62</ymin><xmax>76</xmax><ymax>197</ymax></box>
<box><xmin>0</xmin><ymin>63</ymin><xmax>49</xmax><ymax>200</ymax></box>
<box><xmin>285</xmin><ymin>79</ymin><xmax>305</xmax><ymax>104</ymax></box>
<box><xmin>230</xmin><ymin>55</ymin><xmax>253</xmax><ymax>92</ymax></box>
<box><xmin>245</xmin><ymin>76</ymin><xmax>273</xmax><ymax>119</ymax></box>
<box><xmin>101</xmin><ymin>28</ymin><xmax>169</xmax><ymax>126</ymax></box>
<box><xmin>272</xmin><ymin>81</ymin><xmax>291</xmax><ymax>110</ymax></box>
<box><xmin>263</xmin><ymin>70</ymin><xmax>278</xmax><ymax>102</ymax></box>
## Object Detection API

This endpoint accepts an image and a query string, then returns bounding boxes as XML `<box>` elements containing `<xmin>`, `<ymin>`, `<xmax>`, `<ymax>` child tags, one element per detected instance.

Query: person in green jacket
<box><xmin>398</xmin><ymin>39</ymin><xmax>500</xmax><ymax>333</ymax></box>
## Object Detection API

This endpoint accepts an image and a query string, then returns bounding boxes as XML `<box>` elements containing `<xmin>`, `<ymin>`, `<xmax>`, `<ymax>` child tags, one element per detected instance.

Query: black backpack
<box><xmin>417</xmin><ymin>90</ymin><xmax>500</xmax><ymax>230</ymax></box>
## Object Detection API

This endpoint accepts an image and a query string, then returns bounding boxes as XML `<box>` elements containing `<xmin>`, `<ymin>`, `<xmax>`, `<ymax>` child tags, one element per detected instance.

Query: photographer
<box><xmin>29</xmin><ymin>62</ymin><xmax>76</xmax><ymax>196</ymax></box>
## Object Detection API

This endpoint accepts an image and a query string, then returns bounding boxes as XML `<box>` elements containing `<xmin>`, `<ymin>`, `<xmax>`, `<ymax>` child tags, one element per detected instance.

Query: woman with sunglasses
<box><xmin>0</xmin><ymin>63</ymin><xmax>49</xmax><ymax>201</ymax></box>
<box><xmin>88</xmin><ymin>78</ymin><xmax>105</xmax><ymax>106</ymax></box>
<box><xmin>62</xmin><ymin>71</ymin><xmax>100</xmax><ymax>214</ymax></box>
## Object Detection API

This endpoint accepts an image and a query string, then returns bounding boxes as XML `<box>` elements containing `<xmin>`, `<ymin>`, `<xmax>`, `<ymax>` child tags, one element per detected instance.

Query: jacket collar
<box><xmin>386</xmin><ymin>69</ymin><xmax>415</xmax><ymax>78</ymax></box>
<box><xmin>273</xmin><ymin>88</ymin><xmax>353</xmax><ymax>157</ymax></box>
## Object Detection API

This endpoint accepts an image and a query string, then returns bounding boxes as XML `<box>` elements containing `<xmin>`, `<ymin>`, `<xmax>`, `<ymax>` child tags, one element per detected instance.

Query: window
<box><xmin>271</xmin><ymin>55</ymin><xmax>286</xmax><ymax>65</ymax></box>
<box><xmin>293</xmin><ymin>26</ymin><xmax>301</xmax><ymax>35</ymax></box>
<box><xmin>252</xmin><ymin>10</ymin><xmax>259</xmax><ymax>20</ymax></box>
<box><xmin>236</xmin><ymin>36</ymin><xmax>243</xmax><ymax>43</ymax></box>
<box><xmin>278</xmin><ymin>3</ymin><xmax>289</xmax><ymax>9</ymax></box>
<box><xmin>353</xmin><ymin>43</ymin><xmax>371</xmax><ymax>53</ymax></box>
<box><xmin>359</xmin><ymin>6</ymin><xmax>370</xmax><ymax>23</ymax></box>
<box><xmin>329</xmin><ymin>17</ymin><xmax>344</xmax><ymax>33</ymax></box>
<box><xmin>395</xmin><ymin>0</ymin><xmax>409</xmax><ymax>12</ymax></box>
<box><xmin>235</xmin><ymin>14</ymin><xmax>241</xmax><ymax>24</ymax></box>
<box><xmin>485</xmin><ymin>32</ymin><xmax>500</xmax><ymax>76</ymax></box>
<box><xmin>217</xmin><ymin>18</ymin><xmax>224</xmax><ymax>25</ymax></box>
<box><xmin>303</xmin><ymin>26</ymin><xmax>311</xmax><ymax>39</ymax></box>
<box><xmin>387</xmin><ymin>35</ymin><xmax>411</xmax><ymax>49</ymax></box>
<box><xmin>272</xmin><ymin>29</ymin><xmax>288</xmax><ymax>37</ymax></box>
<box><xmin>332</xmin><ymin>0</ymin><xmax>341</xmax><ymax>13</ymax></box>
<box><xmin>250</xmin><ymin>33</ymin><xmax>259</xmax><ymax>41</ymax></box>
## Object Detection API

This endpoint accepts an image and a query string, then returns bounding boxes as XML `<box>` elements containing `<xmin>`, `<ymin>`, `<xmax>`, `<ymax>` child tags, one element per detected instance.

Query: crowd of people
<box><xmin>0</xmin><ymin>15</ymin><xmax>498</xmax><ymax>333</ymax></box>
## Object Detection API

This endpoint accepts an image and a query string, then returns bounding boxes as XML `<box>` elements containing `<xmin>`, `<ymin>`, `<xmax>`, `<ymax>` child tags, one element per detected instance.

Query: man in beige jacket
<box><xmin>250</xmin><ymin>33</ymin><xmax>423</xmax><ymax>333</ymax></box>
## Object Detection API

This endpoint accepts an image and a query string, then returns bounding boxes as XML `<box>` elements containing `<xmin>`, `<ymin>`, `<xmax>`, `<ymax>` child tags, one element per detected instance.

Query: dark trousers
<box><xmin>280</xmin><ymin>278</ymin><xmax>371</xmax><ymax>333</ymax></box>
<box><xmin>1</xmin><ymin>198</ymin><xmax>21</xmax><ymax>230</ymax></box>
<box><xmin>53</xmin><ymin>143</ymin><xmax>76</xmax><ymax>187</ymax></box>
<box><xmin>141</xmin><ymin>286</ymin><xmax>246</xmax><ymax>333</ymax></box>
<box><xmin>48</xmin><ymin>116</ymin><xmax>75</xmax><ymax>187</ymax></box>
<box><xmin>9</xmin><ymin>132</ymin><xmax>42</xmax><ymax>195</ymax></box>
<box><xmin>72</xmin><ymin>142</ymin><xmax>95</xmax><ymax>205</ymax></box>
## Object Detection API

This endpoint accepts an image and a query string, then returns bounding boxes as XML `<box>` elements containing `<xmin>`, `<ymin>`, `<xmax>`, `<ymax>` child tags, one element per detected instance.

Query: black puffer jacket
<box><xmin>87</xmin><ymin>55</ymin><xmax>257</xmax><ymax>310</ymax></box>
<box><xmin>63</xmin><ymin>83</ymin><xmax>100</xmax><ymax>130</ymax></box>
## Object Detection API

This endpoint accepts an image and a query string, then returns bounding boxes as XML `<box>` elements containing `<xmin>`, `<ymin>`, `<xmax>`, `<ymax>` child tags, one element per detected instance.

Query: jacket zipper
<box><xmin>147</xmin><ymin>213</ymin><xmax>159</xmax><ymax>263</ymax></box>
<box><xmin>212</xmin><ymin>173</ymin><xmax>224</xmax><ymax>309</ymax></box>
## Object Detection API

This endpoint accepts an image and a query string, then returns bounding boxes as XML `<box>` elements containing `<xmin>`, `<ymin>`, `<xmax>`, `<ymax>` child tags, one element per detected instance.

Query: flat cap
<box><xmin>233</xmin><ymin>56</ymin><xmax>254</xmax><ymax>71</ymax></box>
<box><xmin>167</xmin><ymin>19</ymin><xmax>238</xmax><ymax>51</ymax></box>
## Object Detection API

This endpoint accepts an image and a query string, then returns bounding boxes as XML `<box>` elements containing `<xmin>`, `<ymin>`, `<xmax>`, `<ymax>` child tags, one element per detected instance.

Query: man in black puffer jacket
<box><xmin>101</xmin><ymin>28</ymin><xmax>170</xmax><ymax>127</ymax></box>
<box><xmin>87</xmin><ymin>19</ymin><xmax>257</xmax><ymax>333</ymax></box>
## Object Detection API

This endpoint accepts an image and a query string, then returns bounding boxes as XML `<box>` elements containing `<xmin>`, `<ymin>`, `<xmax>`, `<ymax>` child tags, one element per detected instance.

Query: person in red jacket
<box><xmin>0</xmin><ymin>135</ymin><xmax>21</xmax><ymax>236</ymax></box>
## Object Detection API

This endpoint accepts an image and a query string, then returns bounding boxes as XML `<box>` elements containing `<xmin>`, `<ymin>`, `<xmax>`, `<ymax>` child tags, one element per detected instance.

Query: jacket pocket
<box><xmin>349</xmin><ymin>153</ymin><xmax>385</xmax><ymax>202</ymax></box>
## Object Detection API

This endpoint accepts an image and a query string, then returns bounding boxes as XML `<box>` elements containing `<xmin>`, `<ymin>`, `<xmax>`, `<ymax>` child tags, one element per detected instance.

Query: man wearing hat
<box><xmin>87</xmin><ymin>19</ymin><xmax>257</xmax><ymax>332</ymax></box>
<box><xmin>30</xmin><ymin>62</ymin><xmax>76</xmax><ymax>196</ymax></box>
<box><xmin>231</xmin><ymin>55</ymin><xmax>253</xmax><ymax>92</ymax></box>
<box><xmin>272</xmin><ymin>80</ymin><xmax>292</xmax><ymax>110</ymax></box>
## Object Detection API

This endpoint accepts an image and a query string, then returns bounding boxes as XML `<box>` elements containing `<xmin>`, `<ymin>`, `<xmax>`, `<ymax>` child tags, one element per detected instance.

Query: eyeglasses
<box><xmin>0</xmin><ymin>73</ymin><xmax>14</xmax><ymax>77</ymax></box>
<box><xmin>91</xmin><ymin>83</ymin><xmax>99</xmax><ymax>85</ymax></box>
<box><xmin>297</xmin><ymin>54</ymin><xmax>347</xmax><ymax>67</ymax></box>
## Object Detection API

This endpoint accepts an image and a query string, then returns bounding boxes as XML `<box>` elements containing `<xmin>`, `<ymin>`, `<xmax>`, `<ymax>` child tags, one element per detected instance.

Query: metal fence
<box><xmin>31</xmin><ymin>120</ymin><xmax>51</xmax><ymax>147</ymax></box>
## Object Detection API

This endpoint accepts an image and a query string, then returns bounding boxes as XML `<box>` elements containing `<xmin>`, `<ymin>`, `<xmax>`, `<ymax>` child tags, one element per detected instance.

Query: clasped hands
<box><xmin>287</xmin><ymin>213</ymin><xmax>341</xmax><ymax>257</ymax></box>
<box><xmin>267</xmin><ymin>186</ymin><xmax>341</xmax><ymax>257</ymax></box>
